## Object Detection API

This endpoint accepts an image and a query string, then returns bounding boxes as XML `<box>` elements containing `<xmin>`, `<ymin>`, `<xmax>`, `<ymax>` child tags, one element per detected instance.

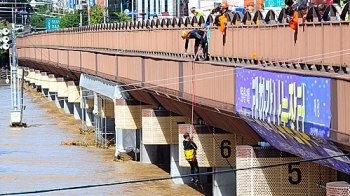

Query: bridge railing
<box><xmin>17</xmin><ymin>4</ymin><xmax>350</xmax><ymax>67</ymax></box>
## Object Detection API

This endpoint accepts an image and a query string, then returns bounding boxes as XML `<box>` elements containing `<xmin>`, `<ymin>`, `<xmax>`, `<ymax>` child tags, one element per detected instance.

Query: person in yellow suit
<box><xmin>190</xmin><ymin>7</ymin><xmax>205</xmax><ymax>17</ymax></box>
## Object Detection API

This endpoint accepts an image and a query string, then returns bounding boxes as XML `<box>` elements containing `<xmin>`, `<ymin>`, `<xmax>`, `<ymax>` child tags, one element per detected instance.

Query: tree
<box><xmin>29</xmin><ymin>5</ymin><xmax>51</xmax><ymax>28</ymax></box>
<box><xmin>59</xmin><ymin>11</ymin><xmax>80</xmax><ymax>28</ymax></box>
<box><xmin>90</xmin><ymin>5</ymin><xmax>103</xmax><ymax>25</ymax></box>
<box><xmin>29</xmin><ymin>14</ymin><xmax>46</xmax><ymax>28</ymax></box>
<box><xmin>113</xmin><ymin>12</ymin><xmax>132</xmax><ymax>23</ymax></box>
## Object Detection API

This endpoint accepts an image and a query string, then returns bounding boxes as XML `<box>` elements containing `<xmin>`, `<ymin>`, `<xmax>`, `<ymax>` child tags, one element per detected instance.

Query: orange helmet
<box><xmin>181</xmin><ymin>30</ymin><xmax>189</xmax><ymax>38</ymax></box>
<box><xmin>220</xmin><ymin>2</ymin><xmax>229</xmax><ymax>9</ymax></box>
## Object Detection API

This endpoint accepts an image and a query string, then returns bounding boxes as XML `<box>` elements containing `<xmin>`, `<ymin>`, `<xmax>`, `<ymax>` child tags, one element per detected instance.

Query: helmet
<box><xmin>181</xmin><ymin>30</ymin><xmax>189</xmax><ymax>38</ymax></box>
<box><xmin>190</xmin><ymin>7</ymin><xmax>196</xmax><ymax>13</ymax></box>
<box><xmin>220</xmin><ymin>2</ymin><xmax>229</xmax><ymax>8</ymax></box>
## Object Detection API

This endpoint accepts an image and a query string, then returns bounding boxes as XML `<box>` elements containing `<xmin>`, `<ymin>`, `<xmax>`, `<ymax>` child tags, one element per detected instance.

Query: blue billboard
<box><xmin>240</xmin><ymin>115</ymin><xmax>350</xmax><ymax>175</ymax></box>
<box><xmin>235</xmin><ymin>68</ymin><xmax>331</xmax><ymax>138</ymax></box>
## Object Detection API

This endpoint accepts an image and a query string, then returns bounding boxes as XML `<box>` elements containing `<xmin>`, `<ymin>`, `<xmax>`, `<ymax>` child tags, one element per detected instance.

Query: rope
<box><xmin>190</xmin><ymin>29</ymin><xmax>234</xmax><ymax>169</ymax></box>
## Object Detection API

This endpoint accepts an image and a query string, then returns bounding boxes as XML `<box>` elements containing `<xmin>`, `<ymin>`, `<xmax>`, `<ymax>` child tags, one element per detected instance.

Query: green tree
<box><xmin>90</xmin><ymin>5</ymin><xmax>103</xmax><ymax>25</ymax></box>
<box><xmin>29</xmin><ymin>5</ymin><xmax>51</xmax><ymax>28</ymax></box>
<box><xmin>113</xmin><ymin>12</ymin><xmax>132</xmax><ymax>23</ymax></box>
<box><xmin>29</xmin><ymin>14</ymin><xmax>46</xmax><ymax>28</ymax></box>
<box><xmin>59</xmin><ymin>11</ymin><xmax>80</xmax><ymax>28</ymax></box>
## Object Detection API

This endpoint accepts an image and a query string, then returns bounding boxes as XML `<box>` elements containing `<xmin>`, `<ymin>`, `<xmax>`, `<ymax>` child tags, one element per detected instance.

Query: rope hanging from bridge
<box><xmin>190</xmin><ymin>29</ymin><xmax>234</xmax><ymax>169</ymax></box>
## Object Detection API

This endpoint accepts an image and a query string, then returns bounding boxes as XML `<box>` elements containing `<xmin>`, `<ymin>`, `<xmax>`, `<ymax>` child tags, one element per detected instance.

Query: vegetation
<box><xmin>59</xmin><ymin>11</ymin><xmax>80</xmax><ymax>28</ymax></box>
<box><xmin>90</xmin><ymin>5</ymin><xmax>104</xmax><ymax>25</ymax></box>
<box><xmin>113</xmin><ymin>12</ymin><xmax>132</xmax><ymax>23</ymax></box>
<box><xmin>29</xmin><ymin>5</ymin><xmax>51</xmax><ymax>28</ymax></box>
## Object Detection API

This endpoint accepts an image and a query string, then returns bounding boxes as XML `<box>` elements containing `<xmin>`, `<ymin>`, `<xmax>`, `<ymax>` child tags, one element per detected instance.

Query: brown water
<box><xmin>0</xmin><ymin>84</ymin><xmax>206</xmax><ymax>195</ymax></box>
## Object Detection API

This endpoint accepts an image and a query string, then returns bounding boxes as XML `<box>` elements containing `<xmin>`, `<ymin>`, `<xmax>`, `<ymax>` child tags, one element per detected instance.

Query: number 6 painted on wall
<box><xmin>288</xmin><ymin>162</ymin><xmax>302</xmax><ymax>184</ymax></box>
<box><xmin>220</xmin><ymin>140</ymin><xmax>231</xmax><ymax>158</ymax></box>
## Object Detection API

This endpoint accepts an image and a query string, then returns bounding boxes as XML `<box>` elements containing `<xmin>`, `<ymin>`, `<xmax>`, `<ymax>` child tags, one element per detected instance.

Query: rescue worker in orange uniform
<box><xmin>285</xmin><ymin>7</ymin><xmax>298</xmax><ymax>30</ymax></box>
<box><xmin>181</xmin><ymin>29</ymin><xmax>209</xmax><ymax>61</ymax></box>
<box><xmin>212</xmin><ymin>2</ymin><xmax>229</xmax><ymax>33</ymax></box>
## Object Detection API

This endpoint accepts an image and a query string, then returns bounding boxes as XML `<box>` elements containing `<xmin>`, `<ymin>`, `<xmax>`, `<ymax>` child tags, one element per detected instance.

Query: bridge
<box><xmin>14</xmin><ymin>4</ymin><xmax>350</xmax><ymax>195</ymax></box>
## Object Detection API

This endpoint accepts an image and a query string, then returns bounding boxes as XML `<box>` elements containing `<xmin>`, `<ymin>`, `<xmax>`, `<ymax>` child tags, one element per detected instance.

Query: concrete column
<box><xmin>34</xmin><ymin>70</ymin><xmax>42</xmax><ymax>91</ymax></box>
<box><xmin>40</xmin><ymin>72</ymin><xmax>49</xmax><ymax>97</ymax></box>
<box><xmin>326</xmin><ymin>181</ymin><xmax>350</xmax><ymax>195</ymax></box>
<box><xmin>27</xmin><ymin>69</ymin><xmax>35</xmax><ymax>87</ymax></box>
<box><xmin>236</xmin><ymin>145</ymin><xmax>337</xmax><ymax>196</ymax></box>
<box><xmin>171</xmin><ymin>144</ymin><xmax>191</xmax><ymax>184</ymax></box>
<box><xmin>68</xmin><ymin>81</ymin><xmax>81</xmax><ymax>119</ymax></box>
<box><xmin>80</xmin><ymin>88</ymin><xmax>94</xmax><ymax>127</ymax></box>
<box><xmin>115</xmin><ymin>128</ymin><xmax>139</xmax><ymax>159</ymax></box>
<box><xmin>213</xmin><ymin>167</ymin><xmax>236</xmax><ymax>196</ymax></box>
<box><xmin>55</xmin><ymin>77</ymin><xmax>68</xmax><ymax>109</ymax></box>
<box><xmin>140</xmin><ymin>143</ymin><xmax>158</xmax><ymax>163</ymax></box>
<box><xmin>48</xmin><ymin>74</ymin><xmax>57</xmax><ymax>101</ymax></box>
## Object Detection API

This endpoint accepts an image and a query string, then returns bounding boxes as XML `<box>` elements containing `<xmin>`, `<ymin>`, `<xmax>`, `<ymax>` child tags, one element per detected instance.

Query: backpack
<box><xmin>184</xmin><ymin>149</ymin><xmax>195</xmax><ymax>161</ymax></box>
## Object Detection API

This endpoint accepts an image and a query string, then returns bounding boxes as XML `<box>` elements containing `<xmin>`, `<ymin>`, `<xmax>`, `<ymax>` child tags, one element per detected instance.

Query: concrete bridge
<box><xmin>14</xmin><ymin>5</ymin><xmax>350</xmax><ymax>195</ymax></box>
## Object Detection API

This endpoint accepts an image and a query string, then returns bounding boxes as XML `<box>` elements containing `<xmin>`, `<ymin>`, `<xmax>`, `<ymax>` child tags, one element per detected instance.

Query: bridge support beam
<box><xmin>213</xmin><ymin>167</ymin><xmax>237</xmax><ymax>196</ymax></box>
<box><xmin>80</xmin><ymin>88</ymin><xmax>94</xmax><ymax>128</ymax></box>
<box><xmin>114</xmin><ymin>99</ymin><xmax>153</xmax><ymax>160</ymax></box>
<box><xmin>27</xmin><ymin>69</ymin><xmax>35</xmax><ymax>88</ymax></box>
<box><xmin>40</xmin><ymin>72</ymin><xmax>49</xmax><ymax>97</ymax></box>
<box><xmin>236</xmin><ymin>145</ymin><xmax>337</xmax><ymax>196</ymax></box>
<box><xmin>68</xmin><ymin>81</ymin><xmax>81</xmax><ymax>120</ymax></box>
<box><xmin>34</xmin><ymin>70</ymin><xmax>42</xmax><ymax>92</ymax></box>
<box><xmin>48</xmin><ymin>74</ymin><xmax>57</xmax><ymax>101</ymax></box>
<box><xmin>170</xmin><ymin>144</ymin><xmax>191</xmax><ymax>184</ymax></box>
<box><xmin>56</xmin><ymin>77</ymin><xmax>69</xmax><ymax>111</ymax></box>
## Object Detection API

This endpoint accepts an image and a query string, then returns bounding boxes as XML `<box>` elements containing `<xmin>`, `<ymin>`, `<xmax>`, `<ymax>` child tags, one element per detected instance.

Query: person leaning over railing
<box><xmin>316</xmin><ymin>4</ymin><xmax>331</xmax><ymax>21</ymax></box>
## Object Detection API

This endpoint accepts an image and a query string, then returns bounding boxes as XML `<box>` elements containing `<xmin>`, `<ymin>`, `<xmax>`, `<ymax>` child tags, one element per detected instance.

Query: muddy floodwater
<box><xmin>0</xmin><ymin>84</ymin><xmax>206</xmax><ymax>195</ymax></box>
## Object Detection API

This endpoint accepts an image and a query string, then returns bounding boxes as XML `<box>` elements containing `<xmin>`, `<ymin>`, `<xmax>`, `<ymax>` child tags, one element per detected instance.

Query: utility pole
<box><xmin>10</xmin><ymin>23</ymin><xmax>22</xmax><ymax>126</ymax></box>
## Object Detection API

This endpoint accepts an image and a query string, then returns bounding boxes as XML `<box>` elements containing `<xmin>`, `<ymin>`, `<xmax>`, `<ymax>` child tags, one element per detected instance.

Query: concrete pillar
<box><xmin>326</xmin><ymin>181</ymin><xmax>350</xmax><ymax>195</ymax></box>
<box><xmin>140</xmin><ymin>143</ymin><xmax>158</xmax><ymax>163</ymax></box>
<box><xmin>236</xmin><ymin>145</ymin><xmax>337</xmax><ymax>196</ymax></box>
<box><xmin>171</xmin><ymin>144</ymin><xmax>192</xmax><ymax>184</ymax></box>
<box><xmin>40</xmin><ymin>72</ymin><xmax>49</xmax><ymax>97</ymax></box>
<box><xmin>34</xmin><ymin>70</ymin><xmax>42</xmax><ymax>91</ymax></box>
<box><xmin>115</xmin><ymin>129</ymin><xmax>138</xmax><ymax>158</ymax></box>
<box><xmin>80</xmin><ymin>87</ymin><xmax>94</xmax><ymax>128</ymax></box>
<box><xmin>48</xmin><ymin>74</ymin><xmax>57</xmax><ymax>101</ymax></box>
<box><xmin>114</xmin><ymin>99</ymin><xmax>153</xmax><ymax>159</ymax></box>
<box><xmin>56</xmin><ymin>77</ymin><xmax>68</xmax><ymax>109</ymax></box>
<box><xmin>68</xmin><ymin>81</ymin><xmax>81</xmax><ymax>119</ymax></box>
<box><xmin>213</xmin><ymin>167</ymin><xmax>236</xmax><ymax>196</ymax></box>
<box><xmin>17</xmin><ymin>67</ymin><xmax>23</xmax><ymax>79</ymax></box>
<box><xmin>27</xmin><ymin>69</ymin><xmax>35</xmax><ymax>87</ymax></box>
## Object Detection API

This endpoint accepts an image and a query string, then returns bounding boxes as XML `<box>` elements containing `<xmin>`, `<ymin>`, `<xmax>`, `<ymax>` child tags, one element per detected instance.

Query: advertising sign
<box><xmin>45</xmin><ymin>18</ymin><xmax>60</xmax><ymax>30</ymax></box>
<box><xmin>240</xmin><ymin>115</ymin><xmax>350</xmax><ymax>175</ymax></box>
<box><xmin>235</xmin><ymin>68</ymin><xmax>331</xmax><ymax>138</ymax></box>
